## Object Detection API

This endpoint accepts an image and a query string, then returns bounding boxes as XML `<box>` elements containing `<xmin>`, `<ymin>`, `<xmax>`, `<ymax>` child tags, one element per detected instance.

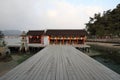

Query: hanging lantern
<box><xmin>29</xmin><ymin>36</ymin><xmax>32</xmax><ymax>38</ymax></box>
<box><xmin>80</xmin><ymin>37</ymin><xmax>83</xmax><ymax>40</ymax></box>
<box><xmin>37</xmin><ymin>36</ymin><xmax>39</xmax><ymax>38</ymax></box>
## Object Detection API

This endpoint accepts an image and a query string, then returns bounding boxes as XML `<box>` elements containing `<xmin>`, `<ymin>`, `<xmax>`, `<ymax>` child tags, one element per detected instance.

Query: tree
<box><xmin>86</xmin><ymin>4</ymin><xmax>120</xmax><ymax>38</ymax></box>
<box><xmin>0</xmin><ymin>31</ymin><xmax>4</xmax><ymax>38</ymax></box>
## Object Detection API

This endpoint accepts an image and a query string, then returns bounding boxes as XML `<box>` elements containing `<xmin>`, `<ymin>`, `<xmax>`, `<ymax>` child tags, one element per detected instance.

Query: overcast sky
<box><xmin>0</xmin><ymin>0</ymin><xmax>119</xmax><ymax>31</ymax></box>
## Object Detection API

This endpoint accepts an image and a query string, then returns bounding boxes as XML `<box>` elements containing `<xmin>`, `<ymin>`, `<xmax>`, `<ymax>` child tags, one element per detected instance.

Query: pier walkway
<box><xmin>0</xmin><ymin>45</ymin><xmax>120</xmax><ymax>80</ymax></box>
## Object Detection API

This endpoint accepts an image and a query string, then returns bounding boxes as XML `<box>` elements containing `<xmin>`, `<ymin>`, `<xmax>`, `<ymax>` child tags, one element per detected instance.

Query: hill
<box><xmin>2</xmin><ymin>30</ymin><xmax>22</xmax><ymax>36</ymax></box>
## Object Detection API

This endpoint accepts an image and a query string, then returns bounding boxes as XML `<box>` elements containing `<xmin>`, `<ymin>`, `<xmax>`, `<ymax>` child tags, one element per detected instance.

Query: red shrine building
<box><xmin>46</xmin><ymin>29</ymin><xmax>87</xmax><ymax>44</ymax></box>
<box><xmin>27</xmin><ymin>30</ymin><xmax>44</xmax><ymax>44</ymax></box>
<box><xmin>27</xmin><ymin>29</ymin><xmax>87</xmax><ymax>45</ymax></box>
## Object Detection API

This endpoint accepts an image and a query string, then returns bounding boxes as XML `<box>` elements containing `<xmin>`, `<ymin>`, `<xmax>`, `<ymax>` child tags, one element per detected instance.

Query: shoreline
<box><xmin>86</xmin><ymin>42</ymin><xmax>120</xmax><ymax>63</ymax></box>
<box><xmin>0</xmin><ymin>54</ymin><xmax>33</xmax><ymax>77</ymax></box>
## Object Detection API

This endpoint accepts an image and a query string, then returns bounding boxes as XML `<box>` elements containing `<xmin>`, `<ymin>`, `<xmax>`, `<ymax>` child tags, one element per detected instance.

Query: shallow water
<box><xmin>91</xmin><ymin>49</ymin><xmax>120</xmax><ymax>74</ymax></box>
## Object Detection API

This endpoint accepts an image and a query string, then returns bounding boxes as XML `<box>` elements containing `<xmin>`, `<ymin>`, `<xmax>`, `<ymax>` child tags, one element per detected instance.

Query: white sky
<box><xmin>0</xmin><ymin>0</ymin><xmax>119</xmax><ymax>31</ymax></box>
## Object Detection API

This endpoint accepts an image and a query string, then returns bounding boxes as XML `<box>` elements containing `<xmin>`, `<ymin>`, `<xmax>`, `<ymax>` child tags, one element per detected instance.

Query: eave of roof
<box><xmin>46</xmin><ymin>29</ymin><xmax>88</xmax><ymax>36</ymax></box>
<box><xmin>27</xmin><ymin>30</ymin><xmax>44</xmax><ymax>36</ymax></box>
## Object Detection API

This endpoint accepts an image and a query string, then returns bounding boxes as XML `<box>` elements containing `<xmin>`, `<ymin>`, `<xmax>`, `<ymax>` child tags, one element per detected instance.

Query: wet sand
<box><xmin>86</xmin><ymin>42</ymin><xmax>120</xmax><ymax>50</ymax></box>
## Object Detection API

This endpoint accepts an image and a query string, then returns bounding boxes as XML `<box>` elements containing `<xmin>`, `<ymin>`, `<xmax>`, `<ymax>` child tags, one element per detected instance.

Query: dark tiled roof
<box><xmin>46</xmin><ymin>29</ymin><xmax>88</xmax><ymax>37</ymax></box>
<box><xmin>27</xmin><ymin>30</ymin><xmax>44</xmax><ymax>36</ymax></box>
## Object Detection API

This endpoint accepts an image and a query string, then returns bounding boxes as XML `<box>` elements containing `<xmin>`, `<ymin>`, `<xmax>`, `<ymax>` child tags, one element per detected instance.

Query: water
<box><xmin>90</xmin><ymin>49</ymin><xmax>120</xmax><ymax>74</ymax></box>
<box><xmin>4</xmin><ymin>37</ymin><xmax>21</xmax><ymax>45</ymax></box>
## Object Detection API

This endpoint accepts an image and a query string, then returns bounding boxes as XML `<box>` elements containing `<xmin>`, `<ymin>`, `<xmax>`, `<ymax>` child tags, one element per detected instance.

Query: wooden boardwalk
<box><xmin>0</xmin><ymin>45</ymin><xmax>120</xmax><ymax>80</ymax></box>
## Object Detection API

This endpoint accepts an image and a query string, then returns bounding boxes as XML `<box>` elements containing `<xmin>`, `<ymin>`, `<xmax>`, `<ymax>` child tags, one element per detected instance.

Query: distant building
<box><xmin>27</xmin><ymin>29</ymin><xmax>87</xmax><ymax>45</ymax></box>
<box><xmin>27</xmin><ymin>30</ymin><xmax>44</xmax><ymax>44</ymax></box>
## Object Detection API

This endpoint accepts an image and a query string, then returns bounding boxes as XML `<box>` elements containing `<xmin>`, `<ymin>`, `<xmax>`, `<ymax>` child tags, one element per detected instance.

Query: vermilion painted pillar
<box><xmin>40</xmin><ymin>36</ymin><xmax>41</xmax><ymax>44</ymax></box>
<box><xmin>56</xmin><ymin>37</ymin><xmax>57</xmax><ymax>44</ymax></box>
<box><xmin>77</xmin><ymin>36</ymin><xmax>78</xmax><ymax>44</ymax></box>
<box><xmin>83</xmin><ymin>37</ymin><xmax>85</xmax><ymax>44</ymax></box>
<box><xmin>70</xmin><ymin>36</ymin><xmax>72</xmax><ymax>44</ymax></box>
<box><xmin>63</xmin><ymin>37</ymin><xmax>64</xmax><ymax>44</ymax></box>
<box><xmin>48</xmin><ymin>36</ymin><xmax>50</xmax><ymax>44</ymax></box>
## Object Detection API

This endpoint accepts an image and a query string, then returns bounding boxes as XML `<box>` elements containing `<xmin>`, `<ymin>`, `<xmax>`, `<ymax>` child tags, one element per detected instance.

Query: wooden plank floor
<box><xmin>0</xmin><ymin>45</ymin><xmax>120</xmax><ymax>80</ymax></box>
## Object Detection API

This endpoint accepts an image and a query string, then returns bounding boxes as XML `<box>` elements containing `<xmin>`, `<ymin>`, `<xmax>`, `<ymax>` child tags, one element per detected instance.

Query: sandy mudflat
<box><xmin>86</xmin><ymin>42</ymin><xmax>120</xmax><ymax>50</ymax></box>
<box><xmin>0</xmin><ymin>55</ymin><xmax>21</xmax><ymax>77</ymax></box>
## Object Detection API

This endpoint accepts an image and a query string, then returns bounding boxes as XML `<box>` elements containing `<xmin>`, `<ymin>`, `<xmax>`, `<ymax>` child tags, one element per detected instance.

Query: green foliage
<box><xmin>17</xmin><ymin>54</ymin><xmax>32</xmax><ymax>64</ymax></box>
<box><xmin>0</xmin><ymin>31</ymin><xmax>4</xmax><ymax>38</ymax></box>
<box><xmin>86</xmin><ymin>4</ymin><xmax>120</xmax><ymax>37</ymax></box>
